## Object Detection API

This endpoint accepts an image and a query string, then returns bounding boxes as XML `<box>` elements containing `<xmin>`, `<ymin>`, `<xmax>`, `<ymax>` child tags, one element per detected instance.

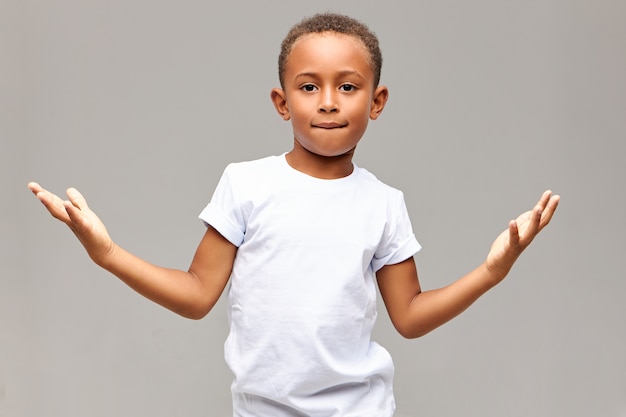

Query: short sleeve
<box><xmin>371</xmin><ymin>191</ymin><xmax>421</xmax><ymax>272</ymax></box>
<box><xmin>198</xmin><ymin>164</ymin><xmax>246</xmax><ymax>247</ymax></box>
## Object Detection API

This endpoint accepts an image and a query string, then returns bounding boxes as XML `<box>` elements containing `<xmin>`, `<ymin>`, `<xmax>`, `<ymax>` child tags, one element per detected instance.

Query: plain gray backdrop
<box><xmin>2</xmin><ymin>1</ymin><xmax>625</xmax><ymax>416</ymax></box>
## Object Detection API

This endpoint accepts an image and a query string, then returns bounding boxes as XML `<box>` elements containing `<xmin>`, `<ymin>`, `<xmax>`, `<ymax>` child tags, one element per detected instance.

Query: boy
<box><xmin>28</xmin><ymin>13</ymin><xmax>559</xmax><ymax>417</ymax></box>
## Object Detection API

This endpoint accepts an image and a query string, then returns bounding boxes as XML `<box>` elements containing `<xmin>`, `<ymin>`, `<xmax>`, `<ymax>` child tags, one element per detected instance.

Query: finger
<box><xmin>508</xmin><ymin>219</ymin><xmax>520</xmax><ymax>247</ymax></box>
<box><xmin>64</xmin><ymin>200</ymin><xmax>88</xmax><ymax>230</ymax></box>
<box><xmin>539</xmin><ymin>194</ymin><xmax>560</xmax><ymax>228</ymax></box>
<box><xmin>536</xmin><ymin>190</ymin><xmax>553</xmax><ymax>212</ymax></box>
<box><xmin>526</xmin><ymin>203</ymin><xmax>543</xmax><ymax>236</ymax></box>
<box><xmin>27</xmin><ymin>181</ymin><xmax>44</xmax><ymax>195</ymax></box>
<box><xmin>30</xmin><ymin>186</ymin><xmax>72</xmax><ymax>222</ymax></box>
<box><xmin>60</xmin><ymin>201</ymin><xmax>90</xmax><ymax>240</ymax></box>
<box><xmin>65</xmin><ymin>187</ymin><xmax>89</xmax><ymax>211</ymax></box>
<box><xmin>28</xmin><ymin>182</ymin><xmax>57</xmax><ymax>204</ymax></box>
<box><xmin>515</xmin><ymin>205</ymin><xmax>542</xmax><ymax>246</ymax></box>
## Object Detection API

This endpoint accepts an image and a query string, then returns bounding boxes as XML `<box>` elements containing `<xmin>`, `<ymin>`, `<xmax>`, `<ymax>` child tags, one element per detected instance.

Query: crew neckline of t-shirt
<box><xmin>279</xmin><ymin>153</ymin><xmax>359</xmax><ymax>184</ymax></box>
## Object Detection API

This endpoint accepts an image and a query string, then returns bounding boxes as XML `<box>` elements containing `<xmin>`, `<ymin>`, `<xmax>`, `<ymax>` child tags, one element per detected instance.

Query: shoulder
<box><xmin>219</xmin><ymin>154</ymin><xmax>284</xmax><ymax>186</ymax></box>
<box><xmin>224</xmin><ymin>154</ymin><xmax>282</xmax><ymax>175</ymax></box>
<box><xmin>354</xmin><ymin>165</ymin><xmax>405</xmax><ymax>201</ymax></box>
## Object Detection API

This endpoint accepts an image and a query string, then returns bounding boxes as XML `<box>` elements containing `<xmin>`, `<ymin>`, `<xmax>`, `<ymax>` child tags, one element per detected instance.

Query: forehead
<box><xmin>284</xmin><ymin>32</ymin><xmax>373</xmax><ymax>78</ymax></box>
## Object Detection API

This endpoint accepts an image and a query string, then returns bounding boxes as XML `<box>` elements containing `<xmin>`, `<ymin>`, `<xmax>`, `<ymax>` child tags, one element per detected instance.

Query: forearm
<box><xmin>379</xmin><ymin>191</ymin><xmax>559</xmax><ymax>339</ymax></box>
<box><xmin>403</xmin><ymin>263</ymin><xmax>504</xmax><ymax>338</ymax></box>
<box><xmin>28</xmin><ymin>184</ymin><xmax>235</xmax><ymax>318</ymax></box>
<box><xmin>97</xmin><ymin>243</ymin><xmax>214</xmax><ymax>319</ymax></box>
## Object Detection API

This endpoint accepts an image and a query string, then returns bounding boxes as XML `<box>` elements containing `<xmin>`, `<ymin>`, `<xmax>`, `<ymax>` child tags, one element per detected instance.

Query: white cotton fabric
<box><xmin>199</xmin><ymin>154</ymin><xmax>421</xmax><ymax>417</ymax></box>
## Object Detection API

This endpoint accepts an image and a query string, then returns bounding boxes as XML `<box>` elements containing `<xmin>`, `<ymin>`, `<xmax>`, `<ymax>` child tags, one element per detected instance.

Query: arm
<box><xmin>28</xmin><ymin>182</ymin><xmax>236</xmax><ymax>319</ymax></box>
<box><xmin>377</xmin><ymin>190</ymin><xmax>560</xmax><ymax>339</ymax></box>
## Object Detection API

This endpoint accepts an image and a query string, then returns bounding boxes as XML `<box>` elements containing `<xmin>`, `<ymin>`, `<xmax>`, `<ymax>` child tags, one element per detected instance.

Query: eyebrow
<box><xmin>294</xmin><ymin>70</ymin><xmax>365</xmax><ymax>80</ymax></box>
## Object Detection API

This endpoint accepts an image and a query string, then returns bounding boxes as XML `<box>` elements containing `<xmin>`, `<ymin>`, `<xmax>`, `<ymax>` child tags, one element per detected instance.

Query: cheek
<box><xmin>287</xmin><ymin>100</ymin><xmax>311</xmax><ymax>119</ymax></box>
<box><xmin>354</xmin><ymin>103</ymin><xmax>374</xmax><ymax>123</ymax></box>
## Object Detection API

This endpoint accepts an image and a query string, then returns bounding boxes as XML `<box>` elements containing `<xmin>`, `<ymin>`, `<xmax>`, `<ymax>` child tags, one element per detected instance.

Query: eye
<box><xmin>339</xmin><ymin>84</ymin><xmax>356</xmax><ymax>92</ymax></box>
<box><xmin>301</xmin><ymin>84</ymin><xmax>317</xmax><ymax>92</ymax></box>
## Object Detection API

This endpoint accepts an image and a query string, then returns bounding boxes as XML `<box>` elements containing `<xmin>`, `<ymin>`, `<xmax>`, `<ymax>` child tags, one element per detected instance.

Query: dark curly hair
<box><xmin>278</xmin><ymin>13</ymin><xmax>383</xmax><ymax>88</ymax></box>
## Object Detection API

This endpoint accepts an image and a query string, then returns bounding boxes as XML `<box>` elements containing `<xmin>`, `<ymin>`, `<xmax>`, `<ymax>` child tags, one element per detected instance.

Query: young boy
<box><xmin>28</xmin><ymin>13</ymin><xmax>559</xmax><ymax>417</ymax></box>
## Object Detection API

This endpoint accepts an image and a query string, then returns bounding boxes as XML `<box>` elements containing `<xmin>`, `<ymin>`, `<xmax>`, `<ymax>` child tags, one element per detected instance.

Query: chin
<box><xmin>295</xmin><ymin>137</ymin><xmax>357</xmax><ymax>158</ymax></box>
<box><xmin>312</xmin><ymin>148</ymin><xmax>355</xmax><ymax>158</ymax></box>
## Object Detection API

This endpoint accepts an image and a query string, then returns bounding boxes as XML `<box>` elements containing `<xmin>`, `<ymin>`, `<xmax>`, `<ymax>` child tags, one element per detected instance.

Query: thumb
<box><xmin>65</xmin><ymin>187</ymin><xmax>90</xmax><ymax>211</ymax></box>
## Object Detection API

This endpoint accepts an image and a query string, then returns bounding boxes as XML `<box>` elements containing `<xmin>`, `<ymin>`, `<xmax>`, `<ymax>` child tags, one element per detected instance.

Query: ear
<box><xmin>270</xmin><ymin>88</ymin><xmax>290</xmax><ymax>121</ymax></box>
<box><xmin>369</xmin><ymin>85</ymin><xmax>389</xmax><ymax>120</ymax></box>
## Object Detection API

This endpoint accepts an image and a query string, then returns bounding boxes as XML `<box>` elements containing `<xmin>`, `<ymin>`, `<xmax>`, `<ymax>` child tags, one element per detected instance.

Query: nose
<box><xmin>318</xmin><ymin>88</ymin><xmax>338</xmax><ymax>113</ymax></box>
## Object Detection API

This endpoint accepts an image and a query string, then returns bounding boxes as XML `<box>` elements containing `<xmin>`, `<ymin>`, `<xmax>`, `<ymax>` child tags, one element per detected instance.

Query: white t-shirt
<box><xmin>199</xmin><ymin>154</ymin><xmax>421</xmax><ymax>417</ymax></box>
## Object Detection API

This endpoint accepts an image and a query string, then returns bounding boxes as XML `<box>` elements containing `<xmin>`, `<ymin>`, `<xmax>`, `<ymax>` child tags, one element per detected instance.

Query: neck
<box><xmin>285</xmin><ymin>142</ymin><xmax>355</xmax><ymax>179</ymax></box>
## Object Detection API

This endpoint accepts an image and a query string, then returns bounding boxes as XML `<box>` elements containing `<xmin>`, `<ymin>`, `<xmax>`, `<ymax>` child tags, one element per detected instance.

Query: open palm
<box><xmin>486</xmin><ymin>190</ymin><xmax>560</xmax><ymax>279</ymax></box>
<box><xmin>28</xmin><ymin>182</ymin><xmax>114</xmax><ymax>264</ymax></box>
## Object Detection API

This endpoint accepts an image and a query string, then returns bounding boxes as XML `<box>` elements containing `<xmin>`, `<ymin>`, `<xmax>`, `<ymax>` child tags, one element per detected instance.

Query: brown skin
<box><xmin>271</xmin><ymin>32</ymin><xmax>388</xmax><ymax>179</ymax></box>
<box><xmin>377</xmin><ymin>189</ymin><xmax>558</xmax><ymax>338</ymax></box>
<box><xmin>28</xmin><ymin>31</ymin><xmax>560</xmax><ymax>336</ymax></box>
<box><xmin>27</xmin><ymin>182</ymin><xmax>236</xmax><ymax>320</ymax></box>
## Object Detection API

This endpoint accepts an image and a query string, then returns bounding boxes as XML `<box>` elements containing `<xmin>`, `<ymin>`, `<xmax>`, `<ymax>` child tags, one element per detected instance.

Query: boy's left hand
<box><xmin>485</xmin><ymin>190</ymin><xmax>560</xmax><ymax>282</ymax></box>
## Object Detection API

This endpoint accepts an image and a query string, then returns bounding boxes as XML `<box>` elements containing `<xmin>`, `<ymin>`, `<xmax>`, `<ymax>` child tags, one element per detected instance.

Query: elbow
<box><xmin>398</xmin><ymin>329</ymin><xmax>430</xmax><ymax>339</ymax></box>
<box><xmin>394</xmin><ymin>322</ymin><xmax>432</xmax><ymax>339</ymax></box>
<box><xmin>397</xmin><ymin>329</ymin><xmax>424</xmax><ymax>340</ymax></box>
<box><xmin>174</xmin><ymin>299</ymin><xmax>214</xmax><ymax>320</ymax></box>
<box><xmin>181</xmin><ymin>309</ymin><xmax>210</xmax><ymax>320</ymax></box>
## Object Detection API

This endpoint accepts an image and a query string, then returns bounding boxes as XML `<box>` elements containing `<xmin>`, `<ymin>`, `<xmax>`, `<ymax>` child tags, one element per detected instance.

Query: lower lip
<box><xmin>315</xmin><ymin>125</ymin><xmax>344</xmax><ymax>129</ymax></box>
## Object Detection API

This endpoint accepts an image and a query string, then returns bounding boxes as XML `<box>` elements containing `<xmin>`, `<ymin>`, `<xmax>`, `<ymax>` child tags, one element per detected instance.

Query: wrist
<box><xmin>91</xmin><ymin>240</ymin><xmax>117</xmax><ymax>269</ymax></box>
<box><xmin>481</xmin><ymin>260</ymin><xmax>510</xmax><ymax>288</ymax></box>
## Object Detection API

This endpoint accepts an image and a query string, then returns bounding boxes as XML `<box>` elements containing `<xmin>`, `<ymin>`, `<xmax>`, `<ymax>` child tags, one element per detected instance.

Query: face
<box><xmin>271</xmin><ymin>32</ymin><xmax>388</xmax><ymax>159</ymax></box>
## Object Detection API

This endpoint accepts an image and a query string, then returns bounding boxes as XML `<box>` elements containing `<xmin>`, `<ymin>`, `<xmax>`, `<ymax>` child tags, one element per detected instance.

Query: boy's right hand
<box><xmin>28</xmin><ymin>182</ymin><xmax>114</xmax><ymax>265</ymax></box>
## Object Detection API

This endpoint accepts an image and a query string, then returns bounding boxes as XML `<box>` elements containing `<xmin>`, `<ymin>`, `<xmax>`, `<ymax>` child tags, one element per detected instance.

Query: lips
<box><xmin>314</xmin><ymin>122</ymin><xmax>346</xmax><ymax>129</ymax></box>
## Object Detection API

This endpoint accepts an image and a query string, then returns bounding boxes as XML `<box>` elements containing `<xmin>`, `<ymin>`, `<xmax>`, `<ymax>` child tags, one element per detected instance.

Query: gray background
<box><xmin>2</xmin><ymin>0</ymin><xmax>625</xmax><ymax>416</ymax></box>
